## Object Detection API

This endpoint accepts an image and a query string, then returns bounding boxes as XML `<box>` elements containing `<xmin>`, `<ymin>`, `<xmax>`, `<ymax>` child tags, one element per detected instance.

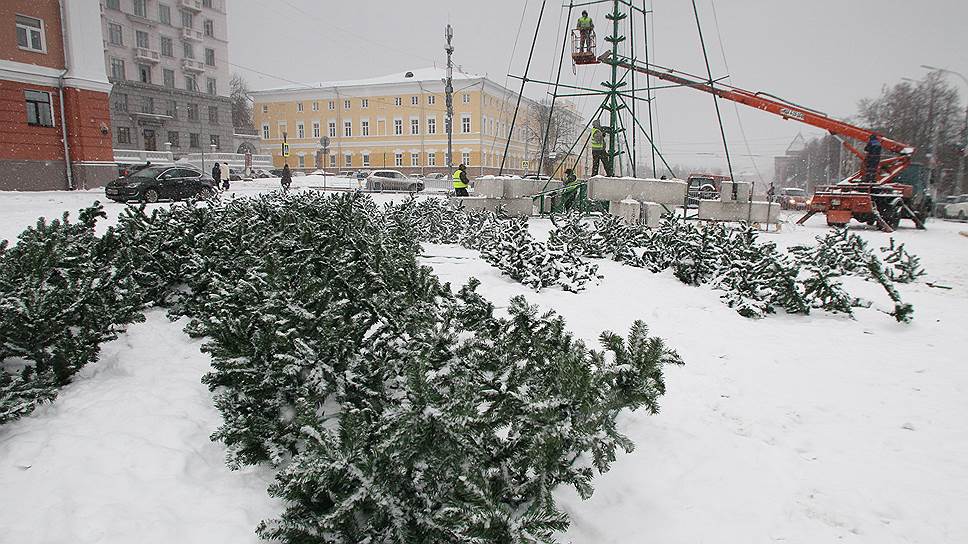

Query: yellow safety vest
<box><xmin>453</xmin><ymin>169</ymin><xmax>468</xmax><ymax>189</ymax></box>
<box><xmin>590</xmin><ymin>127</ymin><xmax>605</xmax><ymax>150</ymax></box>
<box><xmin>577</xmin><ymin>16</ymin><xmax>593</xmax><ymax>30</ymax></box>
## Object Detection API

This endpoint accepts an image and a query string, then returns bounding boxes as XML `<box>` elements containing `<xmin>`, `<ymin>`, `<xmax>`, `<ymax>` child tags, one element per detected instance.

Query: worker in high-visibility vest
<box><xmin>562</xmin><ymin>168</ymin><xmax>580</xmax><ymax>210</ymax></box>
<box><xmin>590</xmin><ymin>119</ymin><xmax>612</xmax><ymax>177</ymax></box>
<box><xmin>453</xmin><ymin>163</ymin><xmax>470</xmax><ymax>197</ymax></box>
<box><xmin>577</xmin><ymin>10</ymin><xmax>594</xmax><ymax>53</ymax></box>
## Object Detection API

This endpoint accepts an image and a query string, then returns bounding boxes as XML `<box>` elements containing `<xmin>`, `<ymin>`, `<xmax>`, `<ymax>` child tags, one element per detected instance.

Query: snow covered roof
<box><xmin>253</xmin><ymin>67</ymin><xmax>482</xmax><ymax>94</ymax></box>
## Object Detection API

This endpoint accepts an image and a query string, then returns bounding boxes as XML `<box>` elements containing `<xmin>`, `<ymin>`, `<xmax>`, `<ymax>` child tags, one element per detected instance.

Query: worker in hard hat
<box><xmin>453</xmin><ymin>163</ymin><xmax>470</xmax><ymax>197</ymax></box>
<box><xmin>577</xmin><ymin>10</ymin><xmax>594</xmax><ymax>52</ymax></box>
<box><xmin>589</xmin><ymin>119</ymin><xmax>612</xmax><ymax>177</ymax></box>
<box><xmin>863</xmin><ymin>133</ymin><xmax>882</xmax><ymax>183</ymax></box>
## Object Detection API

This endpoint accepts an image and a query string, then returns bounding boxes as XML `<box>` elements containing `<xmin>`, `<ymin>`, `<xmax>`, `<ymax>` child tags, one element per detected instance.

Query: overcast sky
<box><xmin>228</xmin><ymin>0</ymin><xmax>966</xmax><ymax>179</ymax></box>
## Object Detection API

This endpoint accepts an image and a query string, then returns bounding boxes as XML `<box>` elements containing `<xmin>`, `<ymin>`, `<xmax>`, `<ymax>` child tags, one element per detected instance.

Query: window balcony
<box><xmin>178</xmin><ymin>0</ymin><xmax>203</xmax><ymax>12</ymax></box>
<box><xmin>134</xmin><ymin>47</ymin><xmax>160</xmax><ymax>63</ymax></box>
<box><xmin>182</xmin><ymin>58</ymin><xmax>205</xmax><ymax>72</ymax></box>
<box><xmin>182</xmin><ymin>27</ymin><xmax>203</xmax><ymax>41</ymax></box>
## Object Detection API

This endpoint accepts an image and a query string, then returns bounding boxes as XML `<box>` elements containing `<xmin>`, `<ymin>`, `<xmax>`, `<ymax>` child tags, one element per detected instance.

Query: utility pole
<box><xmin>444</xmin><ymin>24</ymin><xmax>455</xmax><ymax>169</ymax></box>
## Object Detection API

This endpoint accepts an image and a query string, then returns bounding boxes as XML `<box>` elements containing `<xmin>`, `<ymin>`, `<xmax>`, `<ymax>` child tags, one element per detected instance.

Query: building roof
<box><xmin>252</xmin><ymin>67</ymin><xmax>482</xmax><ymax>94</ymax></box>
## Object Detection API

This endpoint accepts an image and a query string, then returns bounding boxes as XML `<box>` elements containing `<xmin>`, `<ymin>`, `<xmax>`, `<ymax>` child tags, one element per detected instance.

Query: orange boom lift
<box><xmin>601</xmin><ymin>51</ymin><xmax>926</xmax><ymax>232</ymax></box>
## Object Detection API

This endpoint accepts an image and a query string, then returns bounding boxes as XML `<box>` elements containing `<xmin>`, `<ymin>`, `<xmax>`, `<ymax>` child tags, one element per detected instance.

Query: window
<box><xmin>312</xmin><ymin>122</ymin><xmax>320</xmax><ymax>138</ymax></box>
<box><xmin>343</xmin><ymin>99</ymin><xmax>351</xmax><ymax>110</ymax></box>
<box><xmin>187</xmin><ymin>102</ymin><xmax>198</xmax><ymax>121</ymax></box>
<box><xmin>394</xmin><ymin>97</ymin><xmax>402</xmax><ymax>107</ymax></box>
<box><xmin>410</xmin><ymin>118</ymin><xmax>419</xmax><ymax>135</ymax></box>
<box><xmin>16</xmin><ymin>15</ymin><xmax>45</xmax><ymax>53</ymax></box>
<box><xmin>206</xmin><ymin>77</ymin><xmax>216</xmax><ymax>95</ymax></box>
<box><xmin>159</xmin><ymin>4</ymin><xmax>171</xmax><ymax>24</ymax></box>
<box><xmin>134</xmin><ymin>0</ymin><xmax>147</xmax><ymax>17</ymax></box>
<box><xmin>204</xmin><ymin>48</ymin><xmax>215</xmax><ymax>66</ymax></box>
<box><xmin>411</xmin><ymin>153</ymin><xmax>420</xmax><ymax>166</ymax></box>
<box><xmin>462</xmin><ymin>152</ymin><xmax>471</xmax><ymax>165</ymax></box>
<box><xmin>141</xmin><ymin>96</ymin><xmax>154</xmax><ymax>114</ymax></box>
<box><xmin>411</xmin><ymin>96</ymin><xmax>419</xmax><ymax>106</ymax></box>
<box><xmin>427</xmin><ymin>152</ymin><xmax>436</xmax><ymax>166</ymax></box>
<box><xmin>328</xmin><ymin>121</ymin><xmax>336</xmax><ymax>137</ymax></box>
<box><xmin>165</xmin><ymin>99</ymin><xmax>177</xmax><ymax>118</ymax></box>
<box><xmin>328</xmin><ymin>100</ymin><xmax>335</xmax><ymax>110</ymax></box>
<box><xmin>262</xmin><ymin>124</ymin><xmax>270</xmax><ymax>139</ymax></box>
<box><xmin>361</xmin><ymin>99</ymin><xmax>368</xmax><ymax>109</ymax></box>
<box><xmin>117</xmin><ymin>127</ymin><xmax>131</xmax><ymax>144</ymax></box>
<box><xmin>427</xmin><ymin>95</ymin><xmax>436</xmax><ymax>105</ymax></box>
<box><xmin>297</xmin><ymin>122</ymin><xmax>305</xmax><ymax>138</ymax></box>
<box><xmin>203</xmin><ymin>0</ymin><xmax>213</xmax><ymax>7</ymax></box>
<box><xmin>361</xmin><ymin>120</ymin><xmax>369</xmax><ymax>136</ymax></box>
<box><xmin>427</xmin><ymin>117</ymin><xmax>436</xmax><ymax>135</ymax></box>
<box><xmin>106</xmin><ymin>0</ymin><xmax>120</xmax><ymax>9</ymax></box>
<box><xmin>461</xmin><ymin>114</ymin><xmax>471</xmax><ymax>134</ymax></box>
<box><xmin>296</xmin><ymin>102</ymin><xmax>303</xmax><ymax>112</ymax></box>
<box><xmin>168</xmin><ymin>131</ymin><xmax>179</xmax><ymax>148</ymax></box>
<box><xmin>394</xmin><ymin>153</ymin><xmax>403</xmax><ymax>167</ymax></box>
<box><xmin>108</xmin><ymin>23</ymin><xmax>123</xmax><ymax>46</ymax></box>
<box><xmin>138</xmin><ymin>64</ymin><xmax>151</xmax><ymax>84</ymax></box>
<box><xmin>182</xmin><ymin>11</ymin><xmax>193</xmax><ymax>28</ymax></box>
<box><xmin>110</xmin><ymin>58</ymin><xmax>125</xmax><ymax>80</ymax></box>
<box><xmin>344</xmin><ymin>120</ymin><xmax>352</xmax><ymax>137</ymax></box>
<box><xmin>362</xmin><ymin>153</ymin><xmax>370</xmax><ymax>167</ymax></box>
<box><xmin>25</xmin><ymin>90</ymin><xmax>53</xmax><ymax>127</ymax></box>
<box><xmin>136</xmin><ymin>30</ymin><xmax>149</xmax><ymax>48</ymax></box>
<box><xmin>210</xmin><ymin>134</ymin><xmax>220</xmax><ymax>150</ymax></box>
<box><xmin>344</xmin><ymin>153</ymin><xmax>352</xmax><ymax>167</ymax></box>
<box><xmin>113</xmin><ymin>93</ymin><xmax>128</xmax><ymax>112</ymax></box>
<box><xmin>297</xmin><ymin>155</ymin><xmax>305</xmax><ymax>168</ymax></box>
<box><xmin>312</xmin><ymin>101</ymin><xmax>318</xmax><ymax>111</ymax></box>
<box><xmin>329</xmin><ymin>155</ymin><xmax>337</xmax><ymax>168</ymax></box>
<box><xmin>185</xmin><ymin>75</ymin><xmax>197</xmax><ymax>92</ymax></box>
<box><xmin>203</xmin><ymin>20</ymin><xmax>214</xmax><ymax>37</ymax></box>
<box><xmin>183</xmin><ymin>42</ymin><xmax>194</xmax><ymax>58</ymax></box>
<box><xmin>393</xmin><ymin>119</ymin><xmax>403</xmax><ymax>135</ymax></box>
<box><xmin>462</xmin><ymin>93</ymin><xmax>470</xmax><ymax>104</ymax></box>
<box><xmin>189</xmin><ymin>133</ymin><xmax>200</xmax><ymax>148</ymax></box>
<box><xmin>208</xmin><ymin>106</ymin><xmax>218</xmax><ymax>124</ymax></box>
<box><xmin>161</xmin><ymin>36</ymin><xmax>173</xmax><ymax>56</ymax></box>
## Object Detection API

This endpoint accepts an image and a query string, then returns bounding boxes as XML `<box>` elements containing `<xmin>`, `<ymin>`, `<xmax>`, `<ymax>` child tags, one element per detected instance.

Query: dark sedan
<box><xmin>105</xmin><ymin>165</ymin><xmax>217</xmax><ymax>203</ymax></box>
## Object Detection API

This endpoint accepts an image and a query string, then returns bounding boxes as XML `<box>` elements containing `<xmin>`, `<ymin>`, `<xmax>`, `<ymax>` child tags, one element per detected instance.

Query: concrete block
<box><xmin>720</xmin><ymin>181</ymin><xmax>752</xmax><ymax>203</ymax></box>
<box><xmin>609</xmin><ymin>198</ymin><xmax>641</xmax><ymax>225</ymax></box>
<box><xmin>698</xmin><ymin>200</ymin><xmax>781</xmax><ymax>224</ymax></box>
<box><xmin>474</xmin><ymin>177</ymin><xmax>563</xmax><ymax>199</ymax></box>
<box><xmin>588</xmin><ymin>176</ymin><xmax>687</xmax><ymax>206</ymax></box>
<box><xmin>450</xmin><ymin>196</ymin><xmax>533</xmax><ymax>217</ymax></box>
<box><xmin>474</xmin><ymin>177</ymin><xmax>506</xmax><ymax>198</ymax></box>
<box><xmin>639</xmin><ymin>201</ymin><xmax>666</xmax><ymax>228</ymax></box>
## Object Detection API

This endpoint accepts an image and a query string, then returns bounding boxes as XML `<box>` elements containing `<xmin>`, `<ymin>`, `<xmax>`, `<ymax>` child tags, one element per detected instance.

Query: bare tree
<box><xmin>523</xmin><ymin>100</ymin><xmax>581</xmax><ymax>176</ymax></box>
<box><xmin>231</xmin><ymin>73</ymin><xmax>256</xmax><ymax>134</ymax></box>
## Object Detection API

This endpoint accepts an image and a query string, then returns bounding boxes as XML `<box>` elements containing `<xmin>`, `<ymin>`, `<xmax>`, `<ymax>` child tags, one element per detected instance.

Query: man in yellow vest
<box><xmin>577</xmin><ymin>10</ymin><xmax>594</xmax><ymax>52</ymax></box>
<box><xmin>590</xmin><ymin>119</ymin><xmax>612</xmax><ymax>176</ymax></box>
<box><xmin>453</xmin><ymin>163</ymin><xmax>469</xmax><ymax>197</ymax></box>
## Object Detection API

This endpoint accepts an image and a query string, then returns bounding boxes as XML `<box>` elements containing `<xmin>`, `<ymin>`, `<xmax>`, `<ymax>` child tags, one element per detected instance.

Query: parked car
<box><xmin>778</xmin><ymin>187</ymin><xmax>808</xmax><ymax>210</ymax></box>
<box><xmin>422</xmin><ymin>173</ymin><xmax>448</xmax><ymax>182</ymax></box>
<box><xmin>686</xmin><ymin>173</ymin><xmax>729</xmax><ymax>206</ymax></box>
<box><xmin>365</xmin><ymin>170</ymin><xmax>425</xmax><ymax>192</ymax></box>
<box><xmin>228</xmin><ymin>168</ymin><xmax>247</xmax><ymax>181</ymax></box>
<box><xmin>309</xmin><ymin>169</ymin><xmax>336</xmax><ymax>176</ymax></box>
<box><xmin>250</xmin><ymin>168</ymin><xmax>273</xmax><ymax>179</ymax></box>
<box><xmin>105</xmin><ymin>165</ymin><xmax>216</xmax><ymax>203</ymax></box>
<box><xmin>944</xmin><ymin>194</ymin><xmax>968</xmax><ymax>220</ymax></box>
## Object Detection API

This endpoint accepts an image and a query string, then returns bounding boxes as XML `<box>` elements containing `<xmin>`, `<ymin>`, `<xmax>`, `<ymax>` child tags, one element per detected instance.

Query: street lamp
<box><xmin>922</xmin><ymin>65</ymin><xmax>968</xmax><ymax>194</ymax></box>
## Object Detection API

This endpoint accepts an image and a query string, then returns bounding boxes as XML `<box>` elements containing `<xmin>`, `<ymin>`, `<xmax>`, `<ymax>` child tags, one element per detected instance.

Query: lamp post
<box><xmin>923</xmin><ymin>65</ymin><xmax>968</xmax><ymax>194</ymax></box>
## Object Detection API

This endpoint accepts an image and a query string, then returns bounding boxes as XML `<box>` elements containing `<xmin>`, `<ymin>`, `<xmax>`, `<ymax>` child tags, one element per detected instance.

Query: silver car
<box><xmin>365</xmin><ymin>170</ymin><xmax>425</xmax><ymax>192</ymax></box>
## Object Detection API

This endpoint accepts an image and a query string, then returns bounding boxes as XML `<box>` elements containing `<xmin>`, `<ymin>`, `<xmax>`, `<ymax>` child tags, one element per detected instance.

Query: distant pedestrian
<box><xmin>211</xmin><ymin>162</ymin><xmax>221</xmax><ymax>188</ymax></box>
<box><xmin>589</xmin><ymin>119</ymin><xmax>612</xmax><ymax>177</ymax></box>
<box><xmin>452</xmin><ymin>163</ymin><xmax>470</xmax><ymax>197</ymax></box>
<box><xmin>220</xmin><ymin>162</ymin><xmax>231</xmax><ymax>190</ymax></box>
<box><xmin>577</xmin><ymin>10</ymin><xmax>594</xmax><ymax>52</ymax></box>
<box><xmin>281</xmin><ymin>163</ymin><xmax>292</xmax><ymax>192</ymax></box>
<box><xmin>863</xmin><ymin>134</ymin><xmax>882</xmax><ymax>183</ymax></box>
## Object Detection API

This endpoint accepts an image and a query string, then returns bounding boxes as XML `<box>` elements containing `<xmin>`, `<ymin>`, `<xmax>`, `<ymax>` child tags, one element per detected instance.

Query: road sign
<box><xmin>282</xmin><ymin>143</ymin><xmax>290</xmax><ymax>157</ymax></box>
<box><xmin>521</xmin><ymin>160</ymin><xmax>530</xmax><ymax>169</ymax></box>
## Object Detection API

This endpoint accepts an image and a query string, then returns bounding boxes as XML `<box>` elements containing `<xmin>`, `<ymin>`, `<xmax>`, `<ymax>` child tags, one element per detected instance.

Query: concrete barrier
<box><xmin>609</xmin><ymin>199</ymin><xmax>641</xmax><ymax>225</ymax></box>
<box><xmin>719</xmin><ymin>181</ymin><xmax>752</xmax><ymax>203</ymax></box>
<box><xmin>473</xmin><ymin>176</ymin><xmax>563</xmax><ymax>199</ymax></box>
<box><xmin>450</xmin><ymin>196</ymin><xmax>534</xmax><ymax>217</ymax></box>
<box><xmin>640</xmin><ymin>201</ymin><xmax>666</xmax><ymax>227</ymax></box>
<box><xmin>588</xmin><ymin>176</ymin><xmax>687</xmax><ymax>206</ymax></box>
<box><xmin>698</xmin><ymin>200</ymin><xmax>780</xmax><ymax>224</ymax></box>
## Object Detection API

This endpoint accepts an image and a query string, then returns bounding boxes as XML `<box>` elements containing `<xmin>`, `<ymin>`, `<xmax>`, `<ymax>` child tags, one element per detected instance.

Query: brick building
<box><xmin>1</xmin><ymin>0</ymin><xmax>115</xmax><ymax>190</ymax></box>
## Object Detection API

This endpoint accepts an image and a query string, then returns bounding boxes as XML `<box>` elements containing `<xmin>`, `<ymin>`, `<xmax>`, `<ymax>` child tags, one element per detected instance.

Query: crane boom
<box><xmin>601</xmin><ymin>52</ymin><xmax>915</xmax><ymax>157</ymax></box>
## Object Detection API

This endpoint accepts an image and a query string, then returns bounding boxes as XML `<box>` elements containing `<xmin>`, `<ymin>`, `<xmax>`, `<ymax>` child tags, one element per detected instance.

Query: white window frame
<box><xmin>394</xmin><ymin>153</ymin><xmax>403</xmax><ymax>167</ymax></box>
<box><xmin>427</xmin><ymin>117</ymin><xmax>436</xmax><ymax>135</ymax></box>
<box><xmin>461</xmin><ymin>114</ymin><xmax>471</xmax><ymax>134</ymax></box>
<box><xmin>344</xmin><ymin>153</ymin><xmax>353</xmax><ymax>167</ymax></box>
<box><xmin>343</xmin><ymin>99</ymin><xmax>351</xmax><ymax>110</ymax></box>
<box><xmin>16</xmin><ymin>15</ymin><xmax>47</xmax><ymax>53</ymax></box>
<box><xmin>411</xmin><ymin>152</ymin><xmax>420</xmax><ymax>166</ymax></box>
<box><xmin>462</xmin><ymin>93</ymin><xmax>470</xmax><ymax>104</ymax></box>
<box><xmin>297</xmin><ymin>102</ymin><xmax>303</xmax><ymax>112</ymax></box>
<box><xmin>410</xmin><ymin>117</ymin><xmax>419</xmax><ymax>135</ymax></box>
<box><xmin>297</xmin><ymin>122</ymin><xmax>305</xmax><ymax>139</ymax></box>
<box><xmin>329</xmin><ymin>154</ymin><xmax>337</xmax><ymax>168</ymax></box>
<box><xmin>362</xmin><ymin>153</ymin><xmax>370</xmax><ymax>167</ymax></box>
<box><xmin>393</xmin><ymin>118</ymin><xmax>403</xmax><ymax>136</ymax></box>
<box><xmin>328</xmin><ymin>121</ymin><xmax>336</xmax><ymax>138</ymax></box>
<box><xmin>394</xmin><ymin>97</ymin><xmax>402</xmax><ymax>107</ymax></box>
<box><xmin>427</xmin><ymin>95</ymin><xmax>436</xmax><ymax>105</ymax></box>
<box><xmin>361</xmin><ymin>119</ymin><xmax>369</xmax><ymax>136</ymax></box>
<box><xmin>427</xmin><ymin>152</ymin><xmax>436</xmax><ymax>166</ymax></box>
<box><xmin>312</xmin><ymin>121</ymin><xmax>320</xmax><ymax>139</ymax></box>
<box><xmin>343</xmin><ymin>120</ymin><xmax>352</xmax><ymax>137</ymax></box>
<box><xmin>411</xmin><ymin>96</ymin><xmax>419</xmax><ymax>106</ymax></box>
<box><xmin>361</xmin><ymin>98</ymin><xmax>369</xmax><ymax>109</ymax></box>
<box><xmin>262</xmin><ymin>104</ymin><xmax>268</xmax><ymax>113</ymax></box>
<box><xmin>262</xmin><ymin>124</ymin><xmax>270</xmax><ymax>139</ymax></box>
<box><xmin>462</xmin><ymin>151</ymin><xmax>471</xmax><ymax>165</ymax></box>
<box><xmin>328</xmin><ymin>100</ymin><xmax>335</xmax><ymax>110</ymax></box>
<box><xmin>312</xmin><ymin>101</ymin><xmax>318</xmax><ymax>111</ymax></box>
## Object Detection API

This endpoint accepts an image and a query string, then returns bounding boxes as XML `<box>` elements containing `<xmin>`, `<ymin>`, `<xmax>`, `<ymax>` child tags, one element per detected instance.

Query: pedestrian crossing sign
<box><xmin>521</xmin><ymin>160</ymin><xmax>529</xmax><ymax>169</ymax></box>
<box><xmin>282</xmin><ymin>143</ymin><xmax>290</xmax><ymax>157</ymax></box>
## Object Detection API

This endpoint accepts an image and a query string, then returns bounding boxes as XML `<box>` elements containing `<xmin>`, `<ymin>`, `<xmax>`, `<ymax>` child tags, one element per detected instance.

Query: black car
<box><xmin>104</xmin><ymin>165</ymin><xmax>217</xmax><ymax>203</ymax></box>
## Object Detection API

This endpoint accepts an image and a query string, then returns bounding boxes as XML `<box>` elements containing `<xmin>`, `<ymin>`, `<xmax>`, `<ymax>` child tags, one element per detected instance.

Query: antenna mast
<box><xmin>445</xmin><ymin>24</ymin><xmax>455</xmax><ymax>168</ymax></box>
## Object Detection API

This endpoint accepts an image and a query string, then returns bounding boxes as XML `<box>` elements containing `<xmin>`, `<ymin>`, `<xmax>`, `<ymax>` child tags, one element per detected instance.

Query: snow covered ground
<box><xmin>1</xmin><ymin>186</ymin><xmax>967</xmax><ymax>543</ymax></box>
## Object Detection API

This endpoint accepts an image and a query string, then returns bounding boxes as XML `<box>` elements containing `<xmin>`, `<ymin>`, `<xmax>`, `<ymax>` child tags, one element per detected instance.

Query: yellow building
<box><xmin>251</xmin><ymin>67</ymin><xmax>587</xmax><ymax>177</ymax></box>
